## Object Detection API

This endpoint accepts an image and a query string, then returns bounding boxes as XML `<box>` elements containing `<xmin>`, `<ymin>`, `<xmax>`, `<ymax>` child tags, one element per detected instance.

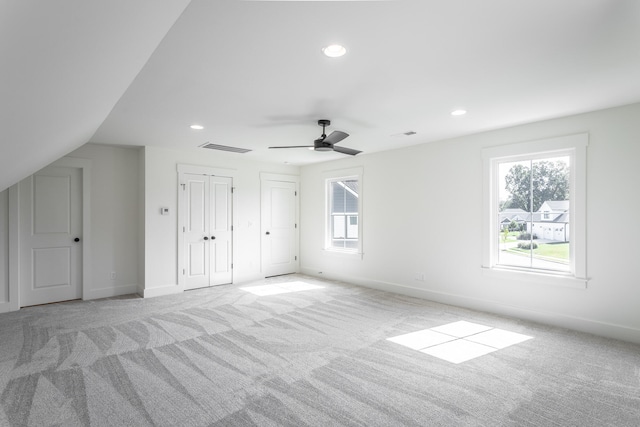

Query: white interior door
<box><xmin>184</xmin><ymin>174</ymin><xmax>210</xmax><ymax>290</ymax></box>
<box><xmin>262</xmin><ymin>180</ymin><xmax>297</xmax><ymax>277</ymax></box>
<box><xmin>20</xmin><ymin>166</ymin><xmax>82</xmax><ymax>306</ymax></box>
<box><xmin>209</xmin><ymin>176</ymin><xmax>232</xmax><ymax>286</ymax></box>
<box><xmin>184</xmin><ymin>173</ymin><xmax>232</xmax><ymax>290</ymax></box>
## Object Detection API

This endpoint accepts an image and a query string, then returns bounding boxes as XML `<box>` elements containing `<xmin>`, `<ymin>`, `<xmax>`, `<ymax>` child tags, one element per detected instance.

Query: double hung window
<box><xmin>482</xmin><ymin>134</ymin><xmax>587</xmax><ymax>287</ymax></box>
<box><xmin>325</xmin><ymin>168</ymin><xmax>362</xmax><ymax>254</ymax></box>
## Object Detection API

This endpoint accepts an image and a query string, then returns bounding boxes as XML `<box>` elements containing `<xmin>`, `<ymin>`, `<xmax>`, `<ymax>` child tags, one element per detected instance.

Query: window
<box><xmin>482</xmin><ymin>134</ymin><xmax>588</xmax><ymax>287</ymax></box>
<box><xmin>325</xmin><ymin>168</ymin><xmax>362</xmax><ymax>254</ymax></box>
<box><xmin>496</xmin><ymin>155</ymin><xmax>570</xmax><ymax>272</ymax></box>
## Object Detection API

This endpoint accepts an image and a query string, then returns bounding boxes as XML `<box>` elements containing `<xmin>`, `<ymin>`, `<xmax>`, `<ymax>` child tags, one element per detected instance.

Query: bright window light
<box><xmin>190</xmin><ymin>124</ymin><xmax>204</xmax><ymax>130</ymax></box>
<box><xmin>240</xmin><ymin>281</ymin><xmax>323</xmax><ymax>296</ymax></box>
<box><xmin>387</xmin><ymin>321</ymin><xmax>533</xmax><ymax>364</ymax></box>
<box><xmin>451</xmin><ymin>109</ymin><xmax>467</xmax><ymax>116</ymax></box>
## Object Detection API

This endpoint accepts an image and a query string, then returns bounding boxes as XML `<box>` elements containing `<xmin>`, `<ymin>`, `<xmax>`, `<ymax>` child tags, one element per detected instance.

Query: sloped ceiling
<box><xmin>0</xmin><ymin>0</ymin><xmax>190</xmax><ymax>191</ymax></box>
<box><xmin>3</xmin><ymin>0</ymin><xmax>640</xmax><ymax>191</ymax></box>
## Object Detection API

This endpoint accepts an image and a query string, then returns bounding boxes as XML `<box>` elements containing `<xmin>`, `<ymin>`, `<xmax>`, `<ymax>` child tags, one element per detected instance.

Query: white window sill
<box><xmin>323</xmin><ymin>248</ymin><xmax>363</xmax><ymax>259</ymax></box>
<box><xmin>481</xmin><ymin>266</ymin><xmax>588</xmax><ymax>289</ymax></box>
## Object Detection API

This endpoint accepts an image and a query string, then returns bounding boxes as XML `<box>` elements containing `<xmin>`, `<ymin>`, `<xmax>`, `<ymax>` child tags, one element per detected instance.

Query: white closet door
<box><xmin>20</xmin><ymin>166</ymin><xmax>82</xmax><ymax>306</ymax></box>
<box><xmin>184</xmin><ymin>174</ymin><xmax>210</xmax><ymax>290</ymax></box>
<box><xmin>183</xmin><ymin>173</ymin><xmax>233</xmax><ymax>290</ymax></box>
<box><xmin>210</xmin><ymin>176</ymin><xmax>232</xmax><ymax>286</ymax></box>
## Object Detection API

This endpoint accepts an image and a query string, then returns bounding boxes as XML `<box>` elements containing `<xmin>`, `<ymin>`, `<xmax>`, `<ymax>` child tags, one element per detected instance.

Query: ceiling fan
<box><xmin>269</xmin><ymin>119</ymin><xmax>362</xmax><ymax>156</ymax></box>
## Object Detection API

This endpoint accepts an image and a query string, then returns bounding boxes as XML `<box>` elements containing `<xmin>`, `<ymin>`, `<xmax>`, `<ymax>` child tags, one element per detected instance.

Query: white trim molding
<box><xmin>143</xmin><ymin>284</ymin><xmax>183</xmax><ymax>299</ymax></box>
<box><xmin>87</xmin><ymin>284</ymin><xmax>139</xmax><ymax>300</ymax></box>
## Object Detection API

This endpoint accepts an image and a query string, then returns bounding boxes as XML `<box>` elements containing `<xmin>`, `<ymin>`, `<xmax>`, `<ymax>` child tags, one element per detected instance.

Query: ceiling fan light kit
<box><xmin>269</xmin><ymin>119</ymin><xmax>361</xmax><ymax>156</ymax></box>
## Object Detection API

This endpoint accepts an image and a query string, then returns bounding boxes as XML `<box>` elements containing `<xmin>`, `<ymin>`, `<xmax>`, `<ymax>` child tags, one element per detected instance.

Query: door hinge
<box><xmin>182</xmin><ymin>269</ymin><xmax>185</xmax><ymax>275</ymax></box>
<box><xmin>231</xmin><ymin>225</ymin><xmax>234</xmax><ymax>231</ymax></box>
<box><xmin>231</xmin><ymin>187</ymin><xmax>235</xmax><ymax>194</ymax></box>
<box><xmin>231</xmin><ymin>263</ymin><xmax>234</xmax><ymax>269</ymax></box>
<box><xmin>181</xmin><ymin>183</ymin><xmax>186</xmax><ymax>191</ymax></box>
<box><xmin>183</xmin><ymin>226</ymin><xmax>185</xmax><ymax>232</ymax></box>
<box><xmin>295</xmin><ymin>256</ymin><xmax>297</xmax><ymax>261</ymax></box>
<box><xmin>295</xmin><ymin>191</ymin><xmax>297</xmax><ymax>196</ymax></box>
<box><xmin>295</xmin><ymin>223</ymin><xmax>297</xmax><ymax>229</ymax></box>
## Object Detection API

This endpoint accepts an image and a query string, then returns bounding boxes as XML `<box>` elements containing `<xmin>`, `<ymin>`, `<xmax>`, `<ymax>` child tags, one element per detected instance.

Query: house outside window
<box><xmin>325</xmin><ymin>167</ymin><xmax>363</xmax><ymax>254</ymax></box>
<box><xmin>496</xmin><ymin>156</ymin><xmax>570</xmax><ymax>272</ymax></box>
<box><xmin>482</xmin><ymin>134</ymin><xmax>588</xmax><ymax>288</ymax></box>
<box><xmin>329</xmin><ymin>179</ymin><xmax>359</xmax><ymax>249</ymax></box>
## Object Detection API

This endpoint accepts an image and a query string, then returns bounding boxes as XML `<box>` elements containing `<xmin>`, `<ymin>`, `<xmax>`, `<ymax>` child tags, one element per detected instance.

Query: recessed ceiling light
<box><xmin>190</xmin><ymin>124</ymin><xmax>204</xmax><ymax>130</ymax></box>
<box><xmin>322</xmin><ymin>44</ymin><xmax>347</xmax><ymax>58</ymax></box>
<box><xmin>451</xmin><ymin>109</ymin><xmax>467</xmax><ymax>116</ymax></box>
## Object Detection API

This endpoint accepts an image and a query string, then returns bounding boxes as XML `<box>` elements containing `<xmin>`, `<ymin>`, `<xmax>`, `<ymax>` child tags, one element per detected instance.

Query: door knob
<box><xmin>74</xmin><ymin>238</ymin><xmax>80</xmax><ymax>242</ymax></box>
<box><xmin>265</xmin><ymin>231</ymin><xmax>270</xmax><ymax>235</ymax></box>
<box><xmin>204</xmin><ymin>236</ymin><xmax>209</xmax><ymax>240</ymax></box>
<box><xmin>211</xmin><ymin>236</ymin><xmax>216</xmax><ymax>240</ymax></box>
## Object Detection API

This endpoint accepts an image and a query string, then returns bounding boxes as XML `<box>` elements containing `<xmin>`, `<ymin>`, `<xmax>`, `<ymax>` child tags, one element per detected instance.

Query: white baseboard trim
<box><xmin>143</xmin><ymin>284</ymin><xmax>183</xmax><ymax>299</ymax></box>
<box><xmin>0</xmin><ymin>301</ymin><xmax>11</xmax><ymax>314</ymax></box>
<box><xmin>301</xmin><ymin>268</ymin><xmax>640</xmax><ymax>345</ymax></box>
<box><xmin>86</xmin><ymin>285</ymin><xmax>139</xmax><ymax>300</ymax></box>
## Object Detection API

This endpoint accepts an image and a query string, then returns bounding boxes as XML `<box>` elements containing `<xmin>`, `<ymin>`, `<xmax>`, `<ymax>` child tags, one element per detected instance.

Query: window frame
<box><xmin>324</xmin><ymin>167</ymin><xmax>363</xmax><ymax>256</ymax></box>
<box><xmin>482</xmin><ymin>133</ymin><xmax>588</xmax><ymax>288</ymax></box>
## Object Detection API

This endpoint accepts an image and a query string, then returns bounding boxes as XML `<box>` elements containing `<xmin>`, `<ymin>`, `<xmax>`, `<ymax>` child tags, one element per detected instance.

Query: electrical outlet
<box><xmin>110</xmin><ymin>271</ymin><xmax>116</xmax><ymax>280</ymax></box>
<box><xmin>415</xmin><ymin>272</ymin><xmax>425</xmax><ymax>281</ymax></box>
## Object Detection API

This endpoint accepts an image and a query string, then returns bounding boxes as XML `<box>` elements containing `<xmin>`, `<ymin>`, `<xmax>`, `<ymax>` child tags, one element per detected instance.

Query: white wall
<box><xmin>142</xmin><ymin>146</ymin><xmax>299</xmax><ymax>296</ymax></box>
<box><xmin>300</xmin><ymin>102</ymin><xmax>640</xmax><ymax>344</ymax></box>
<box><xmin>0</xmin><ymin>143</ymin><xmax>141</xmax><ymax>310</ymax></box>
<box><xmin>67</xmin><ymin>144</ymin><xmax>141</xmax><ymax>298</ymax></box>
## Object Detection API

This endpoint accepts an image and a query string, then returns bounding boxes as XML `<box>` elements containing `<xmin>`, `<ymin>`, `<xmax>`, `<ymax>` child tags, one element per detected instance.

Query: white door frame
<box><xmin>7</xmin><ymin>157</ymin><xmax>92</xmax><ymax>311</ymax></box>
<box><xmin>260</xmin><ymin>172</ymin><xmax>300</xmax><ymax>277</ymax></box>
<box><xmin>177</xmin><ymin>164</ymin><xmax>236</xmax><ymax>290</ymax></box>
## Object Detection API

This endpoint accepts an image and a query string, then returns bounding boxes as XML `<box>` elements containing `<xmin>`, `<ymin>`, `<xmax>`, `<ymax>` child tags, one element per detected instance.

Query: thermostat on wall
<box><xmin>161</xmin><ymin>207</ymin><xmax>169</xmax><ymax>215</ymax></box>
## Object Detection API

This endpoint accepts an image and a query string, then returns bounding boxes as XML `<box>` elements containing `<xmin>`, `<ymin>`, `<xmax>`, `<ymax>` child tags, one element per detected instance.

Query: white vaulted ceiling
<box><xmin>3</xmin><ymin>0</ymin><xmax>640</xmax><ymax>190</ymax></box>
<box><xmin>0</xmin><ymin>0</ymin><xmax>190</xmax><ymax>190</ymax></box>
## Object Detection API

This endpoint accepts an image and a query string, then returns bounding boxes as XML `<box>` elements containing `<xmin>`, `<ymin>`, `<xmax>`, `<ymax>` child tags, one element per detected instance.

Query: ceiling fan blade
<box><xmin>333</xmin><ymin>146</ymin><xmax>361</xmax><ymax>156</ymax></box>
<box><xmin>323</xmin><ymin>130</ymin><xmax>349</xmax><ymax>145</ymax></box>
<box><xmin>268</xmin><ymin>145</ymin><xmax>313</xmax><ymax>149</ymax></box>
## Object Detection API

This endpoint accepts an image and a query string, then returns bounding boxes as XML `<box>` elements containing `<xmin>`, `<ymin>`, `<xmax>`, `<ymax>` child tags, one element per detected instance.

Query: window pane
<box><xmin>531</xmin><ymin>156</ymin><xmax>570</xmax><ymax>272</ymax></box>
<box><xmin>332</xmin><ymin>182</ymin><xmax>345</xmax><ymax>213</ymax></box>
<box><xmin>333</xmin><ymin>215</ymin><xmax>346</xmax><ymax>238</ymax></box>
<box><xmin>497</xmin><ymin>156</ymin><xmax>570</xmax><ymax>273</ymax></box>
<box><xmin>347</xmin><ymin>216</ymin><xmax>358</xmax><ymax>238</ymax></box>
<box><xmin>344</xmin><ymin>180</ymin><xmax>358</xmax><ymax>212</ymax></box>
<box><xmin>498</xmin><ymin>160</ymin><xmax>532</xmax><ymax>268</ymax></box>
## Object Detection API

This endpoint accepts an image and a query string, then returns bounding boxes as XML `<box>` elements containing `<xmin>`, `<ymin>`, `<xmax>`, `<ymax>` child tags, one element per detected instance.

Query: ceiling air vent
<box><xmin>199</xmin><ymin>142</ymin><xmax>252</xmax><ymax>154</ymax></box>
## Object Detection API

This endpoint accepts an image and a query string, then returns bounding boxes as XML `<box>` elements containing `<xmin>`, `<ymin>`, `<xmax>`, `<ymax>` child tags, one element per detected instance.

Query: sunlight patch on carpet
<box><xmin>387</xmin><ymin>320</ymin><xmax>533</xmax><ymax>364</ymax></box>
<box><xmin>240</xmin><ymin>281</ymin><xmax>324</xmax><ymax>296</ymax></box>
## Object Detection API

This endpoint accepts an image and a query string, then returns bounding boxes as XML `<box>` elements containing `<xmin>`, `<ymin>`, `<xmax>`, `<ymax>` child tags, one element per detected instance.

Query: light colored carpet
<box><xmin>0</xmin><ymin>274</ymin><xmax>639</xmax><ymax>426</ymax></box>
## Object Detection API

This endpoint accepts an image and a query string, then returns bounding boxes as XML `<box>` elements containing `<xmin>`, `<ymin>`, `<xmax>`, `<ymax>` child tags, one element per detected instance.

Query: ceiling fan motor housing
<box><xmin>314</xmin><ymin>138</ymin><xmax>333</xmax><ymax>151</ymax></box>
